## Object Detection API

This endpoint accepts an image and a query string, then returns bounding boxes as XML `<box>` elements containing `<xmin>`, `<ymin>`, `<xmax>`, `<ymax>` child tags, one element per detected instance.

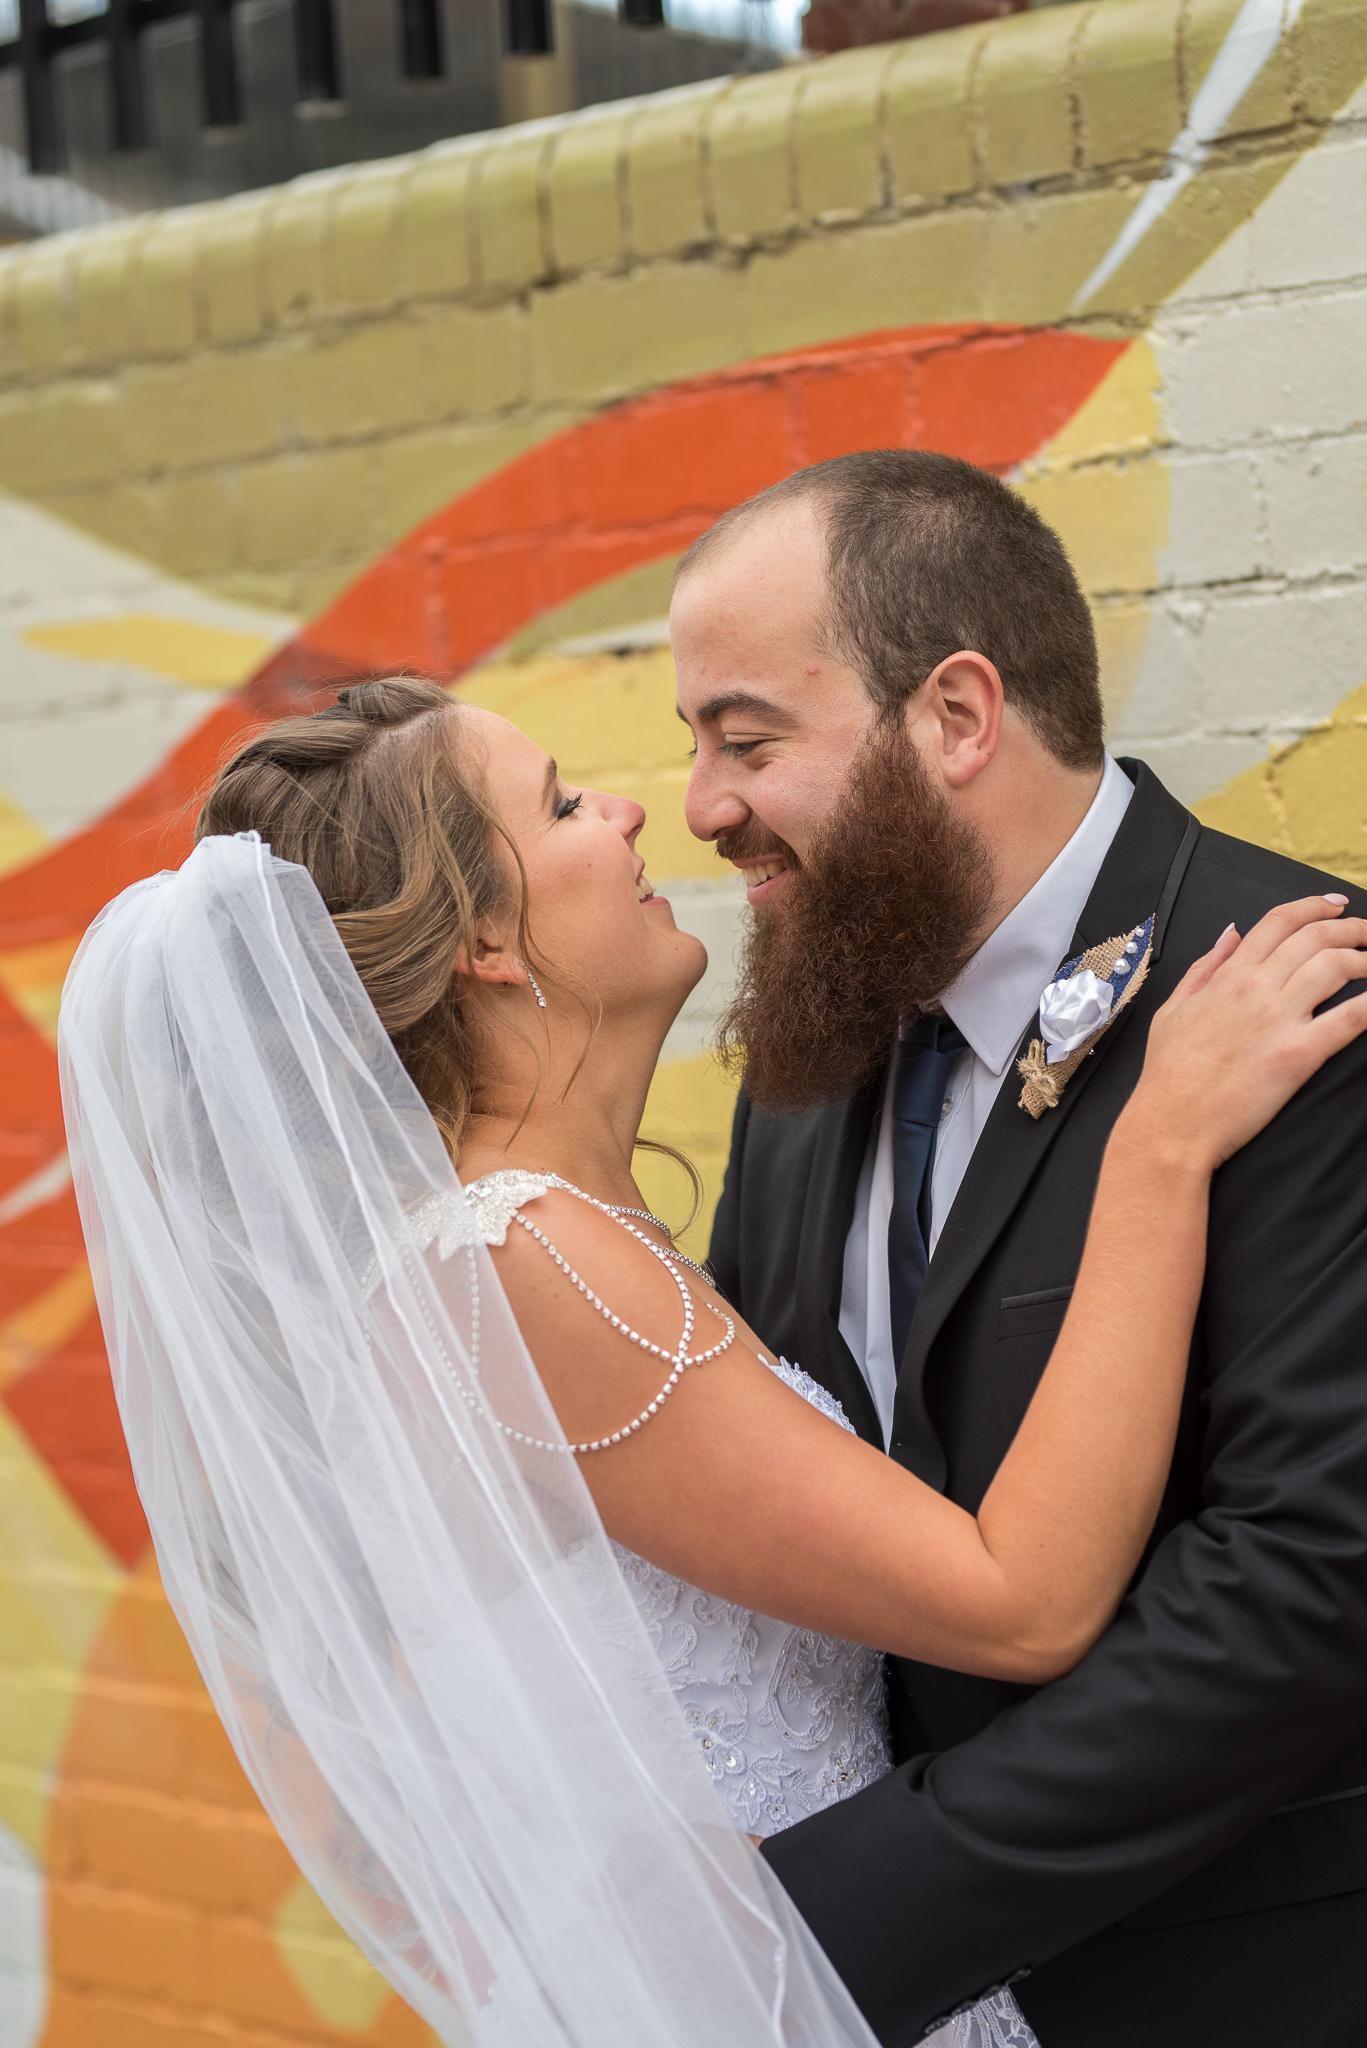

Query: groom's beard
<box><xmin>715</xmin><ymin>726</ymin><xmax>995</xmax><ymax>1113</ymax></box>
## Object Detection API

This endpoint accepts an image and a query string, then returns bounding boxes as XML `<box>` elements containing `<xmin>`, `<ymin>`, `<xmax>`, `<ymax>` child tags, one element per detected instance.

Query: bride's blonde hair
<box><xmin>196</xmin><ymin>677</ymin><xmax>700</xmax><ymax>1223</ymax></box>
<box><xmin>196</xmin><ymin>677</ymin><xmax>522</xmax><ymax>1156</ymax></box>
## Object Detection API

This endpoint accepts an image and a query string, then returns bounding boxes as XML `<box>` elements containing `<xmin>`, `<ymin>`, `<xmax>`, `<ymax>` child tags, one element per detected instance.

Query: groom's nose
<box><xmin>684</xmin><ymin>751</ymin><xmax>751</xmax><ymax>844</ymax></box>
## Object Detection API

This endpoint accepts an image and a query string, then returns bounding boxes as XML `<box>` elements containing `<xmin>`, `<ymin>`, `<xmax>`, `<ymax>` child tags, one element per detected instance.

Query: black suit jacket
<box><xmin>712</xmin><ymin>764</ymin><xmax>1367</xmax><ymax>2044</ymax></box>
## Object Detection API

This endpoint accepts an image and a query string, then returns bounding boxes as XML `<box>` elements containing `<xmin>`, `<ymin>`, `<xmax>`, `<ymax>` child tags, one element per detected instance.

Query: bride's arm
<box><xmin>490</xmin><ymin>897</ymin><xmax>1367</xmax><ymax>1684</ymax></box>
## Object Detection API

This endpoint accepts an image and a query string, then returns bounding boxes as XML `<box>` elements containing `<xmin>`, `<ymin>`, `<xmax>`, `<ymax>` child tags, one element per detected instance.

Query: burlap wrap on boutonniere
<box><xmin>1017</xmin><ymin>912</ymin><xmax>1156</xmax><ymax>1119</ymax></box>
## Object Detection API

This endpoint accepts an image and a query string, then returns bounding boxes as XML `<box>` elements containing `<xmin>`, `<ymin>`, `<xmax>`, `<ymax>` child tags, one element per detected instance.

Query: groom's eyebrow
<box><xmin>678</xmin><ymin>690</ymin><xmax>792</xmax><ymax>729</ymax></box>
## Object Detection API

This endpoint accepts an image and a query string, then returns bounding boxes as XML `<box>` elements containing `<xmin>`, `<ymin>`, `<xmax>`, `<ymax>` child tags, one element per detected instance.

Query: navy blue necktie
<box><xmin>887</xmin><ymin>1013</ymin><xmax>969</xmax><ymax>1373</ymax></box>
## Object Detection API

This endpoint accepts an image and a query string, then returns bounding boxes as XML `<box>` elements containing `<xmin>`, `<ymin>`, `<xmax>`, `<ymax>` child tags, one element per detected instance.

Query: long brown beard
<box><xmin>716</xmin><ymin>727</ymin><xmax>994</xmax><ymax>1112</ymax></box>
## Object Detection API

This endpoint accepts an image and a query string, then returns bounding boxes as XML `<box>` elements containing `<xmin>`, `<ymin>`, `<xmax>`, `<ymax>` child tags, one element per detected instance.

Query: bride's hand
<box><xmin>1121</xmin><ymin>894</ymin><xmax>1367</xmax><ymax>1174</ymax></box>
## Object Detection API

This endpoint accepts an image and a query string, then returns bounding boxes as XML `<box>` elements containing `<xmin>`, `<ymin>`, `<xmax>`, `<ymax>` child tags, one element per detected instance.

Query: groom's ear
<box><xmin>917</xmin><ymin>650</ymin><xmax>1003</xmax><ymax>792</ymax></box>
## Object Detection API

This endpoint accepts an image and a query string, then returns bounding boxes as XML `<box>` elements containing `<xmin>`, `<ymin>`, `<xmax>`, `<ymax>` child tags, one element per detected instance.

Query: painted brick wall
<box><xmin>2</xmin><ymin>2</ymin><xmax>1367</xmax><ymax>2040</ymax></box>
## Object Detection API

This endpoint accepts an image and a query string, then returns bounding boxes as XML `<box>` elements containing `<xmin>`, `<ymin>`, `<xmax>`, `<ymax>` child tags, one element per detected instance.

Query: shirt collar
<box><xmin>941</xmin><ymin>755</ymin><xmax>1135</xmax><ymax>1078</ymax></box>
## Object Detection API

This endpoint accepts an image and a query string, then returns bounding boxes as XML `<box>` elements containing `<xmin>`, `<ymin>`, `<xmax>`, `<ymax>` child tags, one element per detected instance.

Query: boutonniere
<box><xmin>1017</xmin><ymin>912</ymin><xmax>1156</xmax><ymax>1118</ymax></box>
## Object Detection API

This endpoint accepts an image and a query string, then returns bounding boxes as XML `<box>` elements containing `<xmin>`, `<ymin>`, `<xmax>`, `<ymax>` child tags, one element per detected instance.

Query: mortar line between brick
<box><xmin>534</xmin><ymin>128</ymin><xmax>559</xmax><ymax>285</ymax></box>
<box><xmin>964</xmin><ymin>26</ymin><xmax>992</xmax><ymax>194</ymax></box>
<box><xmin>871</xmin><ymin>40</ymin><xmax>900</xmax><ymax>216</ymax></box>
<box><xmin>1064</xmin><ymin>2</ymin><xmax>1100</xmax><ymax>178</ymax></box>
<box><xmin>788</xmin><ymin>64</ymin><xmax>814</xmax><ymax>226</ymax></box>
<box><xmin>389</xmin><ymin>157</ymin><xmax>420</xmax><ymax>313</ymax></box>
<box><xmin>697</xmin><ymin>74</ymin><xmax>739</xmax><ymax>248</ymax></box>
<box><xmin>466</xmin><ymin>144</ymin><xmax>492</xmax><ymax>294</ymax></box>
<box><xmin>1175</xmin><ymin>0</ymin><xmax>1197</xmax><ymax>125</ymax></box>
<box><xmin>618</xmin><ymin>103</ymin><xmax>643</xmax><ymax>268</ymax></box>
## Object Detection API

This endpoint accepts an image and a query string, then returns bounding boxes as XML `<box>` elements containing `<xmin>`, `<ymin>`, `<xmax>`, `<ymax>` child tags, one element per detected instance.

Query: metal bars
<box><xmin>398</xmin><ymin>0</ymin><xmax>440</xmax><ymax>77</ymax></box>
<box><xmin>195</xmin><ymin>0</ymin><xmax>240</xmax><ymax>125</ymax></box>
<box><xmin>106</xmin><ymin>0</ymin><xmax>148</xmax><ymax>147</ymax></box>
<box><xmin>0</xmin><ymin>0</ymin><xmax>679</xmax><ymax>175</ymax></box>
<box><xmin>15</xmin><ymin>0</ymin><xmax>59</xmax><ymax>172</ymax></box>
<box><xmin>293</xmin><ymin>0</ymin><xmax>339</xmax><ymax>103</ymax></box>
<box><xmin>503</xmin><ymin>0</ymin><xmax>552</xmax><ymax>55</ymax></box>
<box><xmin>0</xmin><ymin>0</ymin><xmax>339</xmax><ymax>166</ymax></box>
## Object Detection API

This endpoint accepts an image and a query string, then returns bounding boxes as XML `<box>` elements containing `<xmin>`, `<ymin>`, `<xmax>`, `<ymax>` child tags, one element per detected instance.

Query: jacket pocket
<box><xmin>998</xmin><ymin>1285</ymin><xmax>1074</xmax><ymax>1341</ymax></box>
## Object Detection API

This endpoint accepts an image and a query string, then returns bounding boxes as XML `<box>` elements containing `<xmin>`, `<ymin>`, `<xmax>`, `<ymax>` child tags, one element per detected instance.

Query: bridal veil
<box><xmin>57</xmin><ymin>831</ymin><xmax>878</xmax><ymax>2048</ymax></box>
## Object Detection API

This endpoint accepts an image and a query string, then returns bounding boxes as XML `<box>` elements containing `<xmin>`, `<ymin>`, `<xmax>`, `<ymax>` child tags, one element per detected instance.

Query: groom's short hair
<box><xmin>677</xmin><ymin>449</ymin><xmax>1104</xmax><ymax>772</ymax></box>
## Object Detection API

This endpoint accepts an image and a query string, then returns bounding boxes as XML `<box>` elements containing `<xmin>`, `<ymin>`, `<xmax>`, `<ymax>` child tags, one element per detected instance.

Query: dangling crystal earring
<box><xmin>523</xmin><ymin>965</ymin><xmax>547</xmax><ymax>1009</ymax></box>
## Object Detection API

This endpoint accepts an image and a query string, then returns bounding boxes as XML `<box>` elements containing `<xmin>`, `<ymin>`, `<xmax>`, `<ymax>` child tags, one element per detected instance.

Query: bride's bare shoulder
<box><xmin>458</xmin><ymin>1174</ymin><xmax>760</xmax><ymax>1442</ymax></box>
<box><xmin>466</xmin><ymin>1175</ymin><xmax>688</xmax><ymax>1331</ymax></box>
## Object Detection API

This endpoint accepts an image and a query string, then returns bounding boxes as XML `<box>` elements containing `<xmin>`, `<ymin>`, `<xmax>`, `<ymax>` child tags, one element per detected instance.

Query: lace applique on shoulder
<box><xmin>460</xmin><ymin>1170</ymin><xmax>553</xmax><ymax>1247</ymax></box>
<box><xmin>361</xmin><ymin>1171</ymin><xmax>553</xmax><ymax>1297</ymax></box>
<box><xmin>402</xmin><ymin>1170</ymin><xmax>555</xmax><ymax>1261</ymax></box>
<box><xmin>766</xmin><ymin>1355</ymin><xmax>856</xmax><ymax>1437</ymax></box>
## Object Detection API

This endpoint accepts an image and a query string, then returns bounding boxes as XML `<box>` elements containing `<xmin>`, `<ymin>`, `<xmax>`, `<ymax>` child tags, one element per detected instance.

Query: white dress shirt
<box><xmin>837</xmin><ymin>755</ymin><xmax>1135</xmax><ymax>1447</ymax></box>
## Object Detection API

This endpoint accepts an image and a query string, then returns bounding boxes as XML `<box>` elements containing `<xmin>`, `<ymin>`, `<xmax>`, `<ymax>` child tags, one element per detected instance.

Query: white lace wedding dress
<box><xmin>463</xmin><ymin>1172</ymin><xmax>1040</xmax><ymax>2048</ymax></box>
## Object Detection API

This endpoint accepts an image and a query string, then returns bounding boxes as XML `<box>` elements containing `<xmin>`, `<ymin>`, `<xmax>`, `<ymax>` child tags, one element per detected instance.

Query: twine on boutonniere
<box><xmin>1017</xmin><ymin>913</ymin><xmax>1156</xmax><ymax>1118</ymax></box>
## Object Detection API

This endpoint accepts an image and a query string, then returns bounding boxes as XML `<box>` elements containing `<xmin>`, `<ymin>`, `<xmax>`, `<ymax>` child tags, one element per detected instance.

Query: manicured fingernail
<box><xmin>1325</xmin><ymin>893</ymin><xmax>1349</xmax><ymax>906</ymax></box>
<box><xmin>1222</xmin><ymin>922</ymin><xmax>1237</xmax><ymax>938</ymax></box>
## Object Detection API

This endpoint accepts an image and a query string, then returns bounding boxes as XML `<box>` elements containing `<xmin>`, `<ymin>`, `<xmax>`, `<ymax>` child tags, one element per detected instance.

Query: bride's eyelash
<box><xmin>554</xmin><ymin>792</ymin><xmax>583</xmax><ymax>821</ymax></box>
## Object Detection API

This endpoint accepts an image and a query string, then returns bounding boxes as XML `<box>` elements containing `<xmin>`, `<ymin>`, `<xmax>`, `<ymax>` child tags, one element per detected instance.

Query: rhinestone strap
<box><xmin>453</xmin><ymin>1177</ymin><xmax>735</xmax><ymax>1455</ymax></box>
<box><xmin>535</xmin><ymin>1175</ymin><xmax>715</xmax><ymax>1286</ymax></box>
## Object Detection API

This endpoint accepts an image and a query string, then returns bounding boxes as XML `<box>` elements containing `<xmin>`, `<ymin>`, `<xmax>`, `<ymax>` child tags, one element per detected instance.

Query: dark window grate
<box><xmin>0</xmin><ymin>0</ymin><xmax>670</xmax><ymax>172</ymax></box>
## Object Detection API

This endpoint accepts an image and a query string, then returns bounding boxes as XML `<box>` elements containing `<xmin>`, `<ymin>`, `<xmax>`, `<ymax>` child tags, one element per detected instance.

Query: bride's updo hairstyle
<box><xmin>195</xmin><ymin>676</ymin><xmax>526</xmax><ymax>1153</ymax></box>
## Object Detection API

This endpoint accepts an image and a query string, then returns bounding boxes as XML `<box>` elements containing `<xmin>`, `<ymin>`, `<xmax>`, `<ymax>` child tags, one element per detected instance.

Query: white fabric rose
<box><xmin>1039</xmin><ymin>966</ymin><xmax>1114</xmax><ymax>1065</ymax></box>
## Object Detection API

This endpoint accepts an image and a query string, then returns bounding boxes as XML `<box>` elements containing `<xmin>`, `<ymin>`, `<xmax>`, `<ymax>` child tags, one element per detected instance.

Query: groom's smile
<box><xmin>737</xmin><ymin>858</ymin><xmax>792</xmax><ymax>906</ymax></box>
<box><xmin>713</xmin><ymin>821</ymin><xmax>800</xmax><ymax>907</ymax></box>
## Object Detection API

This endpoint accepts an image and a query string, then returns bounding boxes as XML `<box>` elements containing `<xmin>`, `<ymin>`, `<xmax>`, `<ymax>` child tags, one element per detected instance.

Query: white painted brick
<box><xmin>1191</xmin><ymin>580</ymin><xmax>1367</xmax><ymax>729</ymax></box>
<box><xmin>1162</xmin><ymin>288</ymin><xmax>1367</xmax><ymax>447</ymax></box>
<box><xmin>1162</xmin><ymin>215</ymin><xmax>1253</xmax><ymax>307</ymax></box>
<box><xmin>1123</xmin><ymin>733</ymin><xmax>1269</xmax><ymax>807</ymax></box>
<box><xmin>0</xmin><ymin>1823</ymin><xmax>43</xmax><ymax>2047</ymax></box>
<box><xmin>658</xmin><ymin>878</ymin><xmax>745</xmax><ymax>1065</ymax></box>
<box><xmin>1112</xmin><ymin>601</ymin><xmax>1204</xmax><ymax>739</ymax></box>
<box><xmin>0</xmin><ymin>695</ymin><xmax>215</xmax><ymax>837</ymax></box>
<box><xmin>1261</xmin><ymin>433</ymin><xmax>1367</xmax><ymax>576</ymax></box>
<box><xmin>1249</xmin><ymin>131</ymin><xmax>1367</xmax><ymax>294</ymax></box>
<box><xmin>1162</xmin><ymin>451</ymin><xmax>1262</xmax><ymax>585</ymax></box>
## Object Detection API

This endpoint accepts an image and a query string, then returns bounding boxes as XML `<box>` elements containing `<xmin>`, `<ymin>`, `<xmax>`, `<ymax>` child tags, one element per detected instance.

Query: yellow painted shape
<box><xmin>458</xmin><ymin>645</ymin><xmax>715</xmax><ymax>881</ymax></box>
<box><xmin>274</xmin><ymin>1874</ymin><xmax>395</xmax><ymax>2033</ymax></box>
<box><xmin>1022</xmin><ymin>457</ymin><xmax>1169</xmax><ymax>610</ymax></box>
<box><xmin>22</xmin><ymin>612</ymin><xmax>273</xmax><ymax>688</ymax></box>
<box><xmin>637</xmin><ymin>1051</ymin><xmax>740</xmax><ymax>1262</ymax></box>
<box><xmin>0</xmin><ymin>932</ymin><xmax>81</xmax><ymax>1043</ymax></box>
<box><xmin>501</xmin><ymin>554</ymin><xmax>679</xmax><ymax>660</ymax></box>
<box><xmin>1029</xmin><ymin>338</ymin><xmax>1166</xmax><ymax>470</ymax></box>
<box><xmin>0</xmin><ymin>1262</ymin><xmax>96</xmax><ymax>1394</ymax></box>
<box><xmin>1196</xmin><ymin>677</ymin><xmax>1367</xmax><ymax>887</ymax></box>
<box><xmin>1014</xmin><ymin>339</ymin><xmax>1169</xmax><ymax>723</ymax></box>
<box><xmin>0</xmin><ymin>789</ymin><xmax>49</xmax><ymax>879</ymax></box>
<box><xmin>0</xmin><ymin>1400</ymin><xmax>122</xmax><ymax>1852</ymax></box>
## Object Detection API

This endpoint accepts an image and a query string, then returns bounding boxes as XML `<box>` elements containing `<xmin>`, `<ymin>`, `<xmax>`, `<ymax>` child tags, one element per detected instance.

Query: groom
<box><xmin>672</xmin><ymin>450</ymin><xmax>1367</xmax><ymax>2047</ymax></box>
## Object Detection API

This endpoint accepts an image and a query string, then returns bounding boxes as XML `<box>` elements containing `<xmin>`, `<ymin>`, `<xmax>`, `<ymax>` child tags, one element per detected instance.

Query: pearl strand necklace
<box><xmin>460</xmin><ymin>1178</ymin><xmax>736</xmax><ymax>1455</ymax></box>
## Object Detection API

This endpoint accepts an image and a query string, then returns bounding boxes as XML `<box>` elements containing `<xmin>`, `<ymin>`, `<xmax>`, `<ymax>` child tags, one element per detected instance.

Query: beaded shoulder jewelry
<box><xmin>452</xmin><ymin>1173</ymin><xmax>735</xmax><ymax>1456</ymax></box>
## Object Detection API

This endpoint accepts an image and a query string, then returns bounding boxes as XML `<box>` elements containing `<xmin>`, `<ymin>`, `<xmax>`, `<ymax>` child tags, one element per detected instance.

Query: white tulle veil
<box><xmin>57</xmin><ymin>831</ymin><xmax>878</xmax><ymax>2048</ymax></box>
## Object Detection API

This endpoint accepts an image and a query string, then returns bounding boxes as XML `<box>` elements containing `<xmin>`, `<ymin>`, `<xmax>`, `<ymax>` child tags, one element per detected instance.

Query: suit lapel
<box><xmin>794</xmin><ymin>1083</ymin><xmax>883</xmax><ymax>1446</ymax></box>
<box><xmin>891</xmin><ymin>763</ymin><xmax>1198</xmax><ymax>1487</ymax></box>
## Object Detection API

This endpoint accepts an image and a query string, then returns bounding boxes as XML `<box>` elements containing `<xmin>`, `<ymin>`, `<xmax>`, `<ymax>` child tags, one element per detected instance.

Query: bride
<box><xmin>60</xmin><ymin>677</ymin><xmax>1367</xmax><ymax>2048</ymax></box>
